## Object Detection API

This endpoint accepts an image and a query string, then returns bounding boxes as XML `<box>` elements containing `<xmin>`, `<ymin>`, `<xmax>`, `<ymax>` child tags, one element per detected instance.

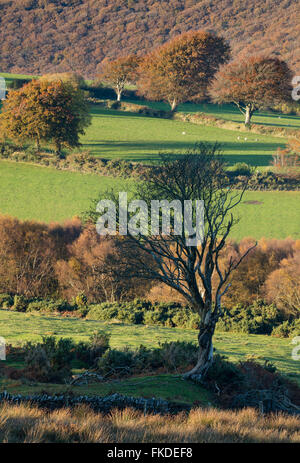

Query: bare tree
<box><xmin>90</xmin><ymin>144</ymin><xmax>256</xmax><ymax>381</ymax></box>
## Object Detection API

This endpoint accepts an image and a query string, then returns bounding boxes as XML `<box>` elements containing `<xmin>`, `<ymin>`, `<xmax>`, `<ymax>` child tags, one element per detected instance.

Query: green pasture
<box><xmin>0</xmin><ymin>160</ymin><xmax>299</xmax><ymax>240</ymax></box>
<box><xmin>0</xmin><ymin>310</ymin><xmax>298</xmax><ymax>384</ymax></box>
<box><xmin>125</xmin><ymin>98</ymin><xmax>300</xmax><ymax>130</ymax></box>
<box><xmin>81</xmin><ymin>106</ymin><xmax>288</xmax><ymax>166</ymax></box>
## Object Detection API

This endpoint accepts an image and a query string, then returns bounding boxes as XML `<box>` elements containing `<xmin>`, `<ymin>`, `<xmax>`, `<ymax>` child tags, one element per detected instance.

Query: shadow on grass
<box><xmin>81</xmin><ymin>139</ymin><xmax>281</xmax><ymax>165</ymax></box>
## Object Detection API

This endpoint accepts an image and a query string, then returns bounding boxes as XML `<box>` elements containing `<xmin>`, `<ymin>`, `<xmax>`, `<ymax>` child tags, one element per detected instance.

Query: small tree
<box><xmin>210</xmin><ymin>55</ymin><xmax>293</xmax><ymax>126</ymax></box>
<box><xmin>90</xmin><ymin>144</ymin><xmax>255</xmax><ymax>381</ymax></box>
<box><xmin>97</xmin><ymin>55</ymin><xmax>140</xmax><ymax>102</ymax></box>
<box><xmin>137</xmin><ymin>31</ymin><xmax>230</xmax><ymax>111</ymax></box>
<box><xmin>0</xmin><ymin>78</ymin><xmax>91</xmax><ymax>156</ymax></box>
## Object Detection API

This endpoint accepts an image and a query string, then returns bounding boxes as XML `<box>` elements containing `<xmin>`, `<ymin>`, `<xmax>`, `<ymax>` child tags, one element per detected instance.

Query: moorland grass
<box><xmin>1</xmin><ymin>402</ymin><xmax>299</xmax><ymax>443</ymax></box>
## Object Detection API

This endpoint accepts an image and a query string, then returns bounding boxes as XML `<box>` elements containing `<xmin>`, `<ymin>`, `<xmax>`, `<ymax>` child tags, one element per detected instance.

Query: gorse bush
<box><xmin>0</xmin><ymin>293</ymin><xmax>13</xmax><ymax>308</ymax></box>
<box><xmin>27</xmin><ymin>299</ymin><xmax>75</xmax><ymax>313</ymax></box>
<box><xmin>12</xmin><ymin>295</ymin><xmax>27</xmax><ymax>312</ymax></box>
<box><xmin>229</xmin><ymin>162</ymin><xmax>253</xmax><ymax>177</ymax></box>
<box><xmin>1</xmin><ymin>294</ymin><xmax>298</xmax><ymax>337</ymax></box>
<box><xmin>22</xmin><ymin>331</ymin><xmax>111</xmax><ymax>382</ymax></box>
<box><xmin>271</xmin><ymin>319</ymin><xmax>300</xmax><ymax>338</ymax></box>
<box><xmin>217</xmin><ymin>300</ymin><xmax>284</xmax><ymax>335</ymax></box>
<box><xmin>86</xmin><ymin>299</ymin><xmax>201</xmax><ymax>329</ymax></box>
<box><xmin>97</xmin><ymin>341</ymin><xmax>198</xmax><ymax>377</ymax></box>
<box><xmin>24</xmin><ymin>336</ymin><xmax>75</xmax><ymax>383</ymax></box>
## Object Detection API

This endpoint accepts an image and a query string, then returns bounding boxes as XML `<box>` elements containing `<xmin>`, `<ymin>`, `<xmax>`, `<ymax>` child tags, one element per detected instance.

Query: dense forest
<box><xmin>0</xmin><ymin>0</ymin><xmax>299</xmax><ymax>77</ymax></box>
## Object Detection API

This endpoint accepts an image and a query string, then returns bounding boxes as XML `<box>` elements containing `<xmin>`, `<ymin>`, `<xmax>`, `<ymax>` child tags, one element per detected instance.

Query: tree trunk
<box><xmin>35</xmin><ymin>138</ymin><xmax>41</xmax><ymax>152</ymax></box>
<box><xmin>245</xmin><ymin>105</ymin><xmax>252</xmax><ymax>126</ymax></box>
<box><xmin>116</xmin><ymin>90</ymin><xmax>122</xmax><ymax>102</ymax></box>
<box><xmin>170</xmin><ymin>99</ymin><xmax>177</xmax><ymax>112</ymax></box>
<box><xmin>55</xmin><ymin>141</ymin><xmax>61</xmax><ymax>159</ymax></box>
<box><xmin>183</xmin><ymin>318</ymin><xmax>216</xmax><ymax>382</ymax></box>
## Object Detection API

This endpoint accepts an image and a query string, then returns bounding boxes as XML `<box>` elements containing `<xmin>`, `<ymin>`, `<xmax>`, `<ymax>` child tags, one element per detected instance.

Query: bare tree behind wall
<box><xmin>89</xmin><ymin>143</ymin><xmax>256</xmax><ymax>382</ymax></box>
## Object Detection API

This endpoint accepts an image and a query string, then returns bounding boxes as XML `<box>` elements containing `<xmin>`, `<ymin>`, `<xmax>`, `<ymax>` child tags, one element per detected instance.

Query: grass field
<box><xmin>1</xmin><ymin>71</ymin><xmax>298</xmax><ymax>166</ymax></box>
<box><xmin>0</xmin><ymin>310</ymin><xmax>298</xmax><ymax>383</ymax></box>
<box><xmin>0</xmin><ymin>160</ymin><xmax>299</xmax><ymax>239</ymax></box>
<box><xmin>80</xmin><ymin>106</ymin><xmax>288</xmax><ymax>165</ymax></box>
<box><xmin>126</xmin><ymin>98</ymin><xmax>300</xmax><ymax>129</ymax></box>
<box><xmin>0</xmin><ymin>73</ymin><xmax>299</xmax><ymax>239</ymax></box>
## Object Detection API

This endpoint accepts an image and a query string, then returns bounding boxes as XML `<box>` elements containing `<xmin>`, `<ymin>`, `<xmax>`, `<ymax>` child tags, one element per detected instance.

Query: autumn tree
<box><xmin>90</xmin><ymin>144</ymin><xmax>255</xmax><ymax>381</ymax></box>
<box><xmin>137</xmin><ymin>31</ymin><xmax>230</xmax><ymax>111</ymax></box>
<box><xmin>264</xmin><ymin>250</ymin><xmax>300</xmax><ymax>317</ymax></box>
<box><xmin>210</xmin><ymin>55</ymin><xmax>293</xmax><ymax>125</ymax></box>
<box><xmin>0</xmin><ymin>216</ymin><xmax>82</xmax><ymax>297</ymax></box>
<box><xmin>219</xmin><ymin>237</ymin><xmax>295</xmax><ymax>307</ymax></box>
<box><xmin>0</xmin><ymin>216</ymin><xmax>57</xmax><ymax>297</ymax></box>
<box><xmin>97</xmin><ymin>55</ymin><xmax>140</xmax><ymax>101</ymax></box>
<box><xmin>55</xmin><ymin>224</ymin><xmax>153</xmax><ymax>302</ymax></box>
<box><xmin>0</xmin><ymin>78</ymin><xmax>91</xmax><ymax>156</ymax></box>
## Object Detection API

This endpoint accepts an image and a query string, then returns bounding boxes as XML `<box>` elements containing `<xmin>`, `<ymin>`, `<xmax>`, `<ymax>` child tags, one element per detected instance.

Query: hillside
<box><xmin>0</xmin><ymin>0</ymin><xmax>299</xmax><ymax>77</ymax></box>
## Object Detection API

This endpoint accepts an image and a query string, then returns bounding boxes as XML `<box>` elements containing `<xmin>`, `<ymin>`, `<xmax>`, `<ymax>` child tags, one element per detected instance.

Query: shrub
<box><xmin>217</xmin><ymin>301</ymin><xmax>283</xmax><ymax>335</ymax></box>
<box><xmin>0</xmin><ymin>293</ymin><xmax>13</xmax><ymax>308</ymax></box>
<box><xmin>24</xmin><ymin>336</ymin><xmax>75</xmax><ymax>382</ymax></box>
<box><xmin>89</xmin><ymin>331</ymin><xmax>110</xmax><ymax>362</ymax></box>
<box><xmin>75</xmin><ymin>293</ymin><xmax>88</xmax><ymax>308</ymax></box>
<box><xmin>205</xmin><ymin>354</ymin><xmax>244</xmax><ymax>392</ymax></box>
<box><xmin>86</xmin><ymin>303</ymin><xmax>119</xmax><ymax>321</ymax></box>
<box><xmin>230</xmin><ymin>162</ymin><xmax>253</xmax><ymax>177</ymax></box>
<box><xmin>96</xmin><ymin>341</ymin><xmax>198</xmax><ymax>377</ymax></box>
<box><xmin>12</xmin><ymin>295</ymin><xmax>27</xmax><ymax>312</ymax></box>
<box><xmin>26</xmin><ymin>299</ymin><xmax>74</xmax><ymax>314</ymax></box>
<box><xmin>24</xmin><ymin>345</ymin><xmax>52</xmax><ymax>382</ymax></box>
<box><xmin>271</xmin><ymin>319</ymin><xmax>300</xmax><ymax>338</ymax></box>
<box><xmin>97</xmin><ymin>348</ymin><xmax>134</xmax><ymax>376</ymax></box>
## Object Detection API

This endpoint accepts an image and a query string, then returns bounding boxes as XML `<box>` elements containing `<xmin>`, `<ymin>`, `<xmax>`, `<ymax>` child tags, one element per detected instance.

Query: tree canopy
<box><xmin>137</xmin><ymin>31</ymin><xmax>230</xmax><ymax>111</ymax></box>
<box><xmin>0</xmin><ymin>78</ymin><xmax>91</xmax><ymax>155</ymax></box>
<box><xmin>97</xmin><ymin>55</ymin><xmax>140</xmax><ymax>101</ymax></box>
<box><xmin>210</xmin><ymin>55</ymin><xmax>293</xmax><ymax>125</ymax></box>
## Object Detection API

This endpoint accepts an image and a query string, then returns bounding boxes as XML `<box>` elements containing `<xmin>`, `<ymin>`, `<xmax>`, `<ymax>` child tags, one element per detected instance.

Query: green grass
<box><xmin>232</xmin><ymin>190</ymin><xmax>300</xmax><ymax>241</ymax></box>
<box><xmin>125</xmin><ymin>98</ymin><xmax>300</xmax><ymax>130</ymax></box>
<box><xmin>0</xmin><ymin>72</ymin><xmax>35</xmax><ymax>87</ymax></box>
<box><xmin>0</xmin><ymin>160</ymin><xmax>130</xmax><ymax>223</ymax></box>
<box><xmin>0</xmin><ymin>160</ymin><xmax>299</xmax><ymax>240</ymax></box>
<box><xmin>0</xmin><ymin>310</ymin><xmax>298</xmax><ymax>384</ymax></box>
<box><xmin>81</xmin><ymin>106</ymin><xmax>288</xmax><ymax>166</ymax></box>
<box><xmin>0</xmin><ymin>374</ymin><xmax>214</xmax><ymax>405</ymax></box>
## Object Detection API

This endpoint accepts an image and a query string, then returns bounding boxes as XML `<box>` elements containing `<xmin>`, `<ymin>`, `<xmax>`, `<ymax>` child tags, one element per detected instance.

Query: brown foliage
<box><xmin>137</xmin><ymin>30</ymin><xmax>230</xmax><ymax>110</ymax></box>
<box><xmin>55</xmin><ymin>224</ymin><xmax>153</xmax><ymax>302</ymax></box>
<box><xmin>264</xmin><ymin>250</ymin><xmax>300</xmax><ymax>316</ymax></box>
<box><xmin>0</xmin><ymin>216</ymin><xmax>57</xmax><ymax>296</ymax></box>
<box><xmin>97</xmin><ymin>55</ymin><xmax>140</xmax><ymax>101</ymax></box>
<box><xmin>210</xmin><ymin>55</ymin><xmax>293</xmax><ymax>124</ymax></box>
<box><xmin>0</xmin><ymin>1</ymin><xmax>299</xmax><ymax>77</ymax></box>
<box><xmin>147</xmin><ymin>237</ymin><xmax>299</xmax><ymax>309</ymax></box>
<box><xmin>0</xmin><ymin>216</ymin><xmax>81</xmax><ymax>297</ymax></box>
<box><xmin>219</xmin><ymin>238</ymin><xmax>297</xmax><ymax>307</ymax></box>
